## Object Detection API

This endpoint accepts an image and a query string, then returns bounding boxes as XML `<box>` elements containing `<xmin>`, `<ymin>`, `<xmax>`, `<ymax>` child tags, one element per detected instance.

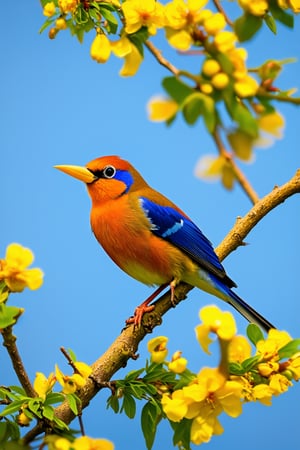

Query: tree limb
<box><xmin>22</xmin><ymin>168</ymin><xmax>300</xmax><ymax>444</ymax></box>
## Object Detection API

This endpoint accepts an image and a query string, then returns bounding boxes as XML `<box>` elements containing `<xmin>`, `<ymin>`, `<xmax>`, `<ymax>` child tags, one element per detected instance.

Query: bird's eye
<box><xmin>103</xmin><ymin>165</ymin><xmax>116</xmax><ymax>179</ymax></box>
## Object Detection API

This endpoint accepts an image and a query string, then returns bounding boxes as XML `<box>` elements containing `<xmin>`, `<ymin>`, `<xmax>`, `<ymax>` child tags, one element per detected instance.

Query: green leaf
<box><xmin>44</xmin><ymin>392</ymin><xmax>65</xmax><ymax>406</ymax></box>
<box><xmin>121</xmin><ymin>394</ymin><xmax>136</xmax><ymax>419</ymax></box>
<box><xmin>224</xmin><ymin>95</ymin><xmax>258</xmax><ymax>138</ymax></box>
<box><xmin>162</xmin><ymin>77</ymin><xmax>193</xmax><ymax>104</ymax></box>
<box><xmin>234</xmin><ymin>13</ymin><xmax>263</xmax><ymax>42</ymax></box>
<box><xmin>42</xmin><ymin>405</ymin><xmax>55</xmax><ymax>421</ymax></box>
<box><xmin>241</xmin><ymin>354</ymin><xmax>262</xmax><ymax>372</ymax></box>
<box><xmin>171</xmin><ymin>418</ymin><xmax>192</xmax><ymax>450</ymax></box>
<box><xmin>0</xmin><ymin>304</ymin><xmax>23</xmax><ymax>328</ymax></box>
<box><xmin>125</xmin><ymin>368</ymin><xmax>145</xmax><ymax>381</ymax></box>
<box><xmin>0</xmin><ymin>400</ymin><xmax>24</xmax><ymax>417</ymax></box>
<box><xmin>182</xmin><ymin>92</ymin><xmax>216</xmax><ymax>132</ymax></box>
<box><xmin>269</xmin><ymin>1</ymin><xmax>294</xmax><ymax>27</ymax></box>
<box><xmin>229</xmin><ymin>362</ymin><xmax>246</xmax><ymax>375</ymax></box>
<box><xmin>52</xmin><ymin>415</ymin><xmax>70</xmax><ymax>430</ymax></box>
<box><xmin>66</xmin><ymin>394</ymin><xmax>79</xmax><ymax>415</ymax></box>
<box><xmin>99</xmin><ymin>6</ymin><xmax>119</xmax><ymax>34</ymax></box>
<box><xmin>39</xmin><ymin>18</ymin><xmax>55</xmax><ymax>34</ymax></box>
<box><xmin>264</xmin><ymin>13</ymin><xmax>277</xmax><ymax>34</ymax></box>
<box><xmin>278</xmin><ymin>339</ymin><xmax>300</xmax><ymax>360</ymax></box>
<box><xmin>247</xmin><ymin>323</ymin><xmax>264</xmax><ymax>345</ymax></box>
<box><xmin>28</xmin><ymin>399</ymin><xmax>42</xmax><ymax>418</ymax></box>
<box><xmin>106</xmin><ymin>394</ymin><xmax>119</xmax><ymax>413</ymax></box>
<box><xmin>141</xmin><ymin>401</ymin><xmax>161</xmax><ymax>450</ymax></box>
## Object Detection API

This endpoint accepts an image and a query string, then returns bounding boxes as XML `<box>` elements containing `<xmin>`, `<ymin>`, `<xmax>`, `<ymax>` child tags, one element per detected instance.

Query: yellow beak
<box><xmin>54</xmin><ymin>165</ymin><xmax>97</xmax><ymax>184</ymax></box>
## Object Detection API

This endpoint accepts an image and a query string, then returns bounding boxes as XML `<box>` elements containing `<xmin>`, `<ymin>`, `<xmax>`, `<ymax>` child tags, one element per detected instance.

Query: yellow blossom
<box><xmin>203</xmin><ymin>12</ymin><xmax>226</xmax><ymax>35</ymax></box>
<box><xmin>269</xmin><ymin>373</ymin><xmax>292</xmax><ymax>394</ymax></box>
<box><xmin>43</xmin><ymin>2</ymin><xmax>56</xmax><ymax>17</ymax></box>
<box><xmin>288</xmin><ymin>0</ymin><xmax>300</xmax><ymax>12</ymax></box>
<box><xmin>161</xmin><ymin>389</ymin><xmax>188</xmax><ymax>422</ymax></box>
<box><xmin>258</xmin><ymin>111</ymin><xmax>285</xmax><ymax>138</ymax></box>
<box><xmin>90</xmin><ymin>33</ymin><xmax>111</xmax><ymax>64</ymax></box>
<box><xmin>147</xmin><ymin>96</ymin><xmax>178</xmax><ymax>121</ymax></box>
<box><xmin>74</xmin><ymin>361</ymin><xmax>92</xmax><ymax>379</ymax></box>
<box><xmin>58</xmin><ymin>0</ymin><xmax>78</xmax><ymax>14</ymax></box>
<box><xmin>202</xmin><ymin>59</ymin><xmax>221</xmax><ymax>77</ymax></box>
<box><xmin>258</xmin><ymin>361</ymin><xmax>279</xmax><ymax>377</ymax></box>
<box><xmin>164</xmin><ymin>0</ymin><xmax>209</xmax><ymax>29</ymax></box>
<box><xmin>195</xmin><ymin>305</ymin><xmax>237</xmax><ymax>353</ymax></box>
<box><xmin>256</xmin><ymin>329</ymin><xmax>292</xmax><ymax>361</ymax></box>
<box><xmin>236</xmin><ymin>376</ymin><xmax>273</xmax><ymax>405</ymax></box>
<box><xmin>56</xmin><ymin>18</ymin><xmax>67</xmax><ymax>30</ymax></box>
<box><xmin>194</xmin><ymin>155</ymin><xmax>235</xmax><ymax>190</ymax></box>
<box><xmin>45</xmin><ymin>436</ymin><xmax>71</xmax><ymax>450</ymax></box>
<box><xmin>211</xmin><ymin>72</ymin><xmax>229</xmax><ymax>89</ymax></box>
<box><xmin>122</xmin><ymin>0</ymin><xmax>165</xmax><ymax>35</ymax></box>
<box><xmin>165</xmin><ymin>28</ymin><xmax>193</xmax><ymax>50</ymax></box>
<box><xmin>228</xmin><ymin>335</ymin><xmax>252</xmax><ymax>362</ymax></box>
<box><xmin>190</xmin><ymin>406</ymin><xmax>224</xmax><ymax>445</ymax></box>
<box><xmin>287</xmin><ymin>353</ymin><xmax>300</xmax><ymax>380</ymax></box>
<box><xmin>34</xmin><ymin>372</ymin><xmax>56</xmax><ymax>399</ymax></box>
<box><xmin>234</xmin><ymin>74</ymin><xmax>259</xmax><ymax>97</ymax></box>
<box><xmin>55</xmin><ymin>364</ymin><xmax>87</xmax><ymax>394</ymax></box>
<box><xmin>214</xmin><ymin>31</ymin><xmax>237</xmax><ymax>53</ymax></box>
<box><xmin>200</xmin><ymin>83</ymin><xmax>213</xmax><ymax>94</ymax></box>
<box><xmin>168</xmin><ymin>351</ymin><xmax>188</xmax><ymax>373</ymax></box>
<box><xmin>238</xmin><ymin>0</ymin><xmax>268</xmax><ymax>16</ymax></box>
<box><xmin>227</xmin><ymin>129</ymin><xmax>255</xmax><ymax>161</ymax></box>
<box><xmin>111</xmin><ymin>37</ymin><xmax>143</xmax><ymax>76</ymax></box>
<box><xmin>147</xmin><ymin>336</ymin><xmax>168</xmax><ymax>363</ymax></box>
<box><xmin>0</xmin><ymin>243</ymin><xmax>44</xmax><ymax>292</ymax></box>
<box><xmin>73</xmin><ymin>436</ymin><xmax>114</xmax><ymax>450</ymax></box>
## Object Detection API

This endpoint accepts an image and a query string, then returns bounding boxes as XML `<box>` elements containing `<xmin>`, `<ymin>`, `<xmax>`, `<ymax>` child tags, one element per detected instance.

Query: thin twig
<box><xmin>213</xmin><ymin>129</ymin><xmax>260</xmax><ymax>204</ymax></box>
<box><xmin>257</xmin><ymin>92</ymin><xmax>300</xmax><ymax>105</ymax></box>
<box><xmin>1</xmin><ymin>326</ymin><xmax>36</xmax><ymax>398</ymax></box>
<box><xmin>213</xmin><ymin>0</ymin><xmax>233</xmax><ymax>26</ymax></box>
<box><xmin>145</xmin><ymin>41</ymin><xmax>179</xmax><ymax>76</ymax></box>
<box><xmin>22</xmin><ymin>169</ymin><xmax>300</xmax><ymax>445</ymax></box>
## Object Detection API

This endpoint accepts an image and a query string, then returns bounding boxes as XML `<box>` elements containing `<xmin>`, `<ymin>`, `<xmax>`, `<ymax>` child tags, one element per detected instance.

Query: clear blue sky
<box><xmin>1</xmin><ymin>3</ymin><xmax>300</xmax><ymax>449</ymax></box>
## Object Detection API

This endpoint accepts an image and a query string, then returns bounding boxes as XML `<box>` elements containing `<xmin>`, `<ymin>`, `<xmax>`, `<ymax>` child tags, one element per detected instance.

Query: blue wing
<box><xmin>139</xmin><ymin>197</ymin><xmax>236</xmax><ymax>288</ymax></box>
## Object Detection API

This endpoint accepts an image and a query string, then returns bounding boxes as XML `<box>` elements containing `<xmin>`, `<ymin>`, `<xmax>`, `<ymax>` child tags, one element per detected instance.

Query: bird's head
<box><xmin>55</xmin><ymin>155</ymin><xmax>148</xmax><ymax>205</ymax></box>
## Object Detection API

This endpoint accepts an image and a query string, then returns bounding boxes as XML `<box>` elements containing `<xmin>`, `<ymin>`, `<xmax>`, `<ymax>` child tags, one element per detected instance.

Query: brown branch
<box><xmin>2</xmin><ymin>326</ymin><xmax>36</xmax><ymax>398</ymax></box>
<box><xmin>213</xmin><ymin>129</ymin><xmax>260</xmax><ymax>204</ymax></box>
<box><xmin>213</xmin><ymin>0</ymin><xmax>233</xmax><ymax>26</ymax></box>
<box><xmin>22</xmin><ymin>169</ymin><xmax>300</xmax><ymax>444</ymax></box>
<box><xmin>145</xmin><ymin>41</ymin><xmax>179</xmax><ymax>76</ymax></box>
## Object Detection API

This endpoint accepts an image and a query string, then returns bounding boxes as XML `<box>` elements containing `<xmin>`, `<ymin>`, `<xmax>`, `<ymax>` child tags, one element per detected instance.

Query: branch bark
<box><xmin>22</xmin><ymin>169</ymin><xmax>300</xmax><ymax>444</ymax></box>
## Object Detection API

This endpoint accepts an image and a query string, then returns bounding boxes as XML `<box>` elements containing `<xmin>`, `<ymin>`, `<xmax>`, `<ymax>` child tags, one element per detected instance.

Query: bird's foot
<box><xmin>126</xmin><ymin>284</ymin><xmax>168</xmax><ymax>327</ymax></box>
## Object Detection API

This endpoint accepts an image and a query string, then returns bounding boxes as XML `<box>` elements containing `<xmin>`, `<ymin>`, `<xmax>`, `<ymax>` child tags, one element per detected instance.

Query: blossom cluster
<box><xmin>147</xmin><ymin>305</ymin><xmax>300</xmax><ymax>446</ymax></box>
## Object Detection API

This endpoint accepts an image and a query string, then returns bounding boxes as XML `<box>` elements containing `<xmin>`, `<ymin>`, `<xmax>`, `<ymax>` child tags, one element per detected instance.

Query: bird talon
<box><xmin>126</xmin><ymin>304</ymin><xmax>155</xmax><ymax>327</ymax></box>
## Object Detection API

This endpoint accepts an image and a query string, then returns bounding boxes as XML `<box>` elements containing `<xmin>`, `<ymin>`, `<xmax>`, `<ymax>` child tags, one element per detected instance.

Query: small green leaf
<box><xmin>224</xmin><ymin>95</ymin><xmax>258</xmax><ymax>138</ymax></box>
<box><xmin>39</xmin><ymin>18</ymin><xmax>55</xmax><ymax>34</ymax></box>
<box><xmin>247</xmin><ymin>323</ymin><xmax>265</xmax><ymax>345</ymax></box>
<box><xmin>229</xmin><ymin>362</ymin><xmax>246</xmax><ymax>375</ymax></box>
<box><xmin>28</xmin><ymin>399</ymin><xmax>42</xmax><ymax>418</ymax></box>
<box><xmin>66</xmin><ymin>394</ymin><xmax>79</xmax><ymax>415</ymax></box>
<box><xmin>264</xmin><ymin>13</ymin><xmax>277</xmax><ymax>34</ymax></box>
<box><xmin>162</xmin><ymin>77</ymin><xmax>193</xmax><ymax>104</ymax></box>
<box><xmin>269</xmin><ymin>2</ymin><xmax>294</xmax><ymax>27</ymax></box>
<box><xmin>0</xmin><ymin>400</ymin><xmax>24</xmax><ymax>417</ymax></box>
<box><xmin>234</xmin><ymin>13</ymin><xmax>263</xmax><ymax>42</ymax></box>
<box><xmin>125</xmin><ymin>368</ymin><xmax>145</xmax><ymax>381</ymax></box>
<box><xmin>99</xmin><ymin>7</ymin><xmax>119</xmax><ymax>34</ymax></box>
<box><xmin>52</xmin><ymin>415</ymin><xmax>69</xmax><ymax>430</ymax></box>
<box><xmin>42</xmin><ymin>405</ymin><xmax>55</xmax><ymax>421</ymax></box>
<box><xmin>106</xmin><ymin>394</ymin><xmax>119</xmax><ymax>413</ymax></box>
<box><xmin>182</xmin><ymin>92</ymin><xmax>216</xmax><ymax>132</ymax></box>
<box><xmin>171</xmin><ymin>418</ymin><xmax>192</xmax><ymax>450</ymax></box>
<box><xmin>121</xmin><ymin>394</ymin><xmax>136</xmax><ymax>419</ymax></box>
<box><xmin>141</xmin><ymin>401</ymin><xmax>161</xmax><ymax>450</ymax></box>
<box><xmin>0</xmin><ymin>304</ymin><xmax>23</xmax><ymax>328</ymax></box>
<box><xmin>278</xmin><ymin>339</ymin><xmax>300</xmax><ymax>360</ymax></box>
<box><xmin>44</xmin><ymin>392</ymin><xmax>65</xmax><ymax>406</ymax></box>
<box><xmin>241</xmin><ymin>354</ymin><xmax>262</xmax><ymax>372</ymax></box>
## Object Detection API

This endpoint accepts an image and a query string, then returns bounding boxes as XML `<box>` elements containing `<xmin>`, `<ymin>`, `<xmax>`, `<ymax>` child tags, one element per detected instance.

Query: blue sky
<box><xmin>1</xmin><ymin>2</ymin><xmax>300</xmax><ymax>450</ymax></box>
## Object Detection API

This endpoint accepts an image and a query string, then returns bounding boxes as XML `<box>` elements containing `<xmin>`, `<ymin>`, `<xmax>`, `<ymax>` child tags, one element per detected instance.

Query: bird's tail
<box><xmin>225</xmin><ymin>288</ymin><xmax>275</xmax><ymax>332</ymax></box>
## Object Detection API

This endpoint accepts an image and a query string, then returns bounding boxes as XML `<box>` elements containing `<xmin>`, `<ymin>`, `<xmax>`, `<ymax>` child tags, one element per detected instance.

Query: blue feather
<box><xmin>139</xmin><ymin>197</ymin><xmax>236</xmax><ymax>287</ymax></box>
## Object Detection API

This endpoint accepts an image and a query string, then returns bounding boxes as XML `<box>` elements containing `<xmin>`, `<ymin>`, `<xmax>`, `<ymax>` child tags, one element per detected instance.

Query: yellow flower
<box><xmin>164</xmin><ymin>0</ymin><xmax>209</xmax><ymax>29</ymax></box>
<box><xmin>147</xmin><ymin>96</ymin><xmax>178</xmax><ymax>121</ymax></box>
<box><xmin>214</xmin><ymin>31</ymin><xmax>237</xmax><ymax>53</ymax></box>
<box><xmin>56</xmin><ymin>18</ymin><xmax>67</xmax><ymax>30</ymax></box>
<box><xmin>58</xmin><ymin>0</ymin><xmax>79</xmax><ymax>14</ymax></box>
<box><xmin>111</xmin><ymin>37</ymin><xmax>143</xmax><ymax>76</ymax></box>
<box><xmin>194</xmin><ymin>155</ymin><xmax>235</xmax><ymax>190</ymax></box>
<box><xmin>287</xmin><ymin>352</ymin><xmax>300</xmax><ymax>381</ymax></box>
<box><xmin>122</xmin><ymin>0</ymin><xmax>165</xmax><ymax>35</ymax></box>
<box><xmin>55</xmin><ymin>364</ymin><xmax>87</xmax><ymax>394</ymax></box>
<box><xmin>73</xmin><ymin>436</ymin><xmax>114</xmax><ymax>450</ymax></box>
<box><xmin>258</xmin><ymin>361</ymin><xmax>279</xmax><ymax>377</ymax></box>
<box><xmin>165</xmin><ymin>28</ymin><xmax>193</xmax><ymax>50</ymax></box>
<box><xmin>190</xmin><ymin>405</ymin><xmax>224</xmax><ymax>445</ymax></box>
<box><xmin>168</xmin><ymin>351</ymin><xmax>188</xmax><ymax>373</ymax></box>
<box><xmin>43</xmin><ymin>2</ymin><xmax>56</xmax><ymax>17</ymax></box>
<box><xmin>258</xmin><ymin>111</ymin><xmax>285</xmax><ymax>138</ymax></box>
<box><xmin>161</xmin><ymin>389</ymin><xmax>189</xmax><ymax>422</ymax></box>
<box><xmin>202</xmin><ymin>59</ymin><xmax>221</xmax><ymax>77</ymax></box>
<box><xmin>235</xmin><ymin>376</ymin><xmax>273</xmax><ymax>405</ymax></box>
<box><xmin>288</xmin><ymin>0</ymin><xmax>300</xmax><ymax>12</ymax></box>
<box><xmin>227</xmin><ymin>129</ymin><xmax>255</xmax><ymax>161</ymax></box>
<box><xmin>74</xmin><ymin>361</ymin><xmax>92</xmax><ymax>379</ymax></box>
<box><xmin>228</xmin><ymin>335</ymin><xmax>252</xmax><ymax>362</ymax></box>
<box><xmin>195</xmin><ymin>305</ymin><xmax>237</xmax><ymax>353</ymax></box>
<box><xmin>211</xmin><ymin>72</ymin><xmax>229</xmax><ymax>90</ymax></box>
<box><xmin>34</xmin><ymin>372</ymin><xmax>56</xmax><ymax>399</ymax></box>
<box><xmin>238</xmin><ymin>0</ymin><xmax>268</xmax><ymax>16</ymax></box>
<box><xmin>0</xmin><ymin>243</ymin><xmax>44</xmax><ymax>292</ymax></box>
<box><xmin>269</xmin><ymin>373</ymin><xmax>292</xmax><ymax>395</ymax></box>
<box><xmin>90</xmin><ymin>33</ymin><xmax>111</xmax><ymax>64</ymax></box>
<box><xmin>234</xmin><ymin>74</ymin><xmax>259</xmax><ymax>97</ymax></box>
<box><xmin>147</xmin><ymin>336</ymin><xmax>168</xmax><ymax>363</ymax></box>
<box><xmin>45</xmin><ymin>436</ymin><xmax>71</xmax><ymax>450</ymax></box>
<box><xmin>256</xmin><ymin>329</ymin><xmax>292</xmax><ymax>361</ymax></box>
<box><xmin>203</xmin><ymin>12</ymin><xmax>226</xmax><ymax>35</ymax></box>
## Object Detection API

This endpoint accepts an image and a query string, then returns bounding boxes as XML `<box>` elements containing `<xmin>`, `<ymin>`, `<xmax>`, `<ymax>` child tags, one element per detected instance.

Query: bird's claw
<box><xmin>126</xmin><ymin>304</ymin><xmax>155</xmax><ymax>327</ymax></box>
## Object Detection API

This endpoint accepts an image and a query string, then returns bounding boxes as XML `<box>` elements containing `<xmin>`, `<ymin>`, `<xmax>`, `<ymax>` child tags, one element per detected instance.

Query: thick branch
<box><xmin>2</xmin><ymin>326</ymin><xmax>36</xmax><ymax>398</ymax></box>
<box><xmin>22</xmin><ymin>169</ymin><xmax>300</xmax><ymax>444</ymax></box>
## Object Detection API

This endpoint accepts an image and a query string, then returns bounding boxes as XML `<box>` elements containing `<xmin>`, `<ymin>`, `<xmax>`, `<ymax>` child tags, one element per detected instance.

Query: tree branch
<box><xmin>145</xmin><ymin>41</ymin><xmax>179</xmax><ymax>76</ymax></box>
<box><xmin>22</xmin><ymin>169</ymin><xmax>300</xmax><ymax>444</ymax></box>
<box><xmin>2</xmin><ymin>326</ymin><xmax>36</xmax><ymax>398</ymax></box>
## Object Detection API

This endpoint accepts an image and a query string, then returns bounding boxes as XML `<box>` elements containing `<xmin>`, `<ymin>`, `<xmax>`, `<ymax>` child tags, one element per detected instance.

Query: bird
<box><xmin>55</xmin><ymin>155</ymin><xmax>274</xmax><ymax>331</ymax></box>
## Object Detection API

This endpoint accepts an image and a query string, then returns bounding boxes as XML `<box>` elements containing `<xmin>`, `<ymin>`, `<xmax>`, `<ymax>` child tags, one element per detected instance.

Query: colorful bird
<box><xmin>55</xmin><ymin>155</ymin><xmax>274</xmax><ymax>331</ymax></box>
